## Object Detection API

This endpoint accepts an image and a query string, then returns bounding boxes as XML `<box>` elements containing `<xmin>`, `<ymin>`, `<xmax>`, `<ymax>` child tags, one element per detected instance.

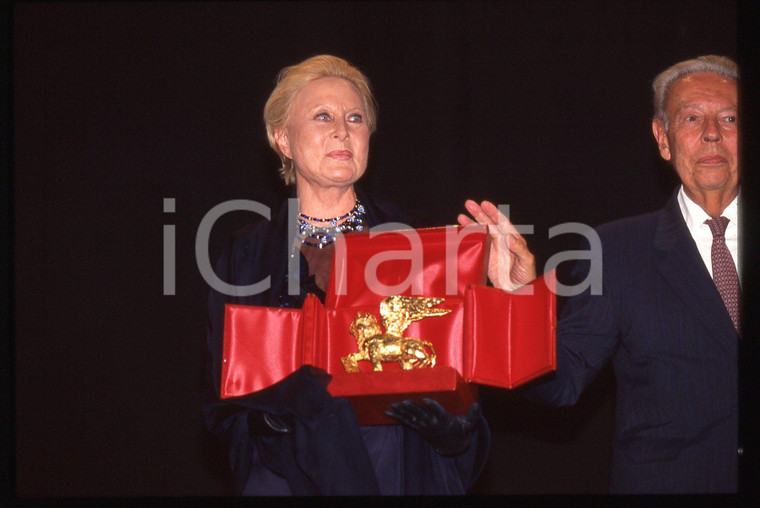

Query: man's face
<box><xmin>652</xmin><ymin>72</ymin><xmax>738</xmax><ymax>204</ymax></box>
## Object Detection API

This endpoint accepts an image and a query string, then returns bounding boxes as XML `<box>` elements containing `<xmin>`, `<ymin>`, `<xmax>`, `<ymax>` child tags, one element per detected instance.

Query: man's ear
<box><xmin>273</xmin><ymin>129</ymin><xmax>292</xmax><ymax>159</ymax></box>
<box><xmin>652</xmin><ymin>119</ymin><xmax>671</xmax><ymax>161</ymax></box>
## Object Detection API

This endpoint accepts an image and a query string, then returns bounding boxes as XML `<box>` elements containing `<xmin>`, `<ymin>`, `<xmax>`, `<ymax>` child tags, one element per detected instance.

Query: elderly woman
<box><xmin>204</xmin><ymin>55</ymin><xmax>503</xmax><ymax>495</ymax></box>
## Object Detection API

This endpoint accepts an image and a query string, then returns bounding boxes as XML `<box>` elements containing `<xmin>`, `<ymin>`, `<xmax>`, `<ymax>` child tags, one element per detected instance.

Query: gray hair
<box><xmin>652</xmin><ymin>55</ymin><xmax>738</xmax><ymax>131</ymax></box>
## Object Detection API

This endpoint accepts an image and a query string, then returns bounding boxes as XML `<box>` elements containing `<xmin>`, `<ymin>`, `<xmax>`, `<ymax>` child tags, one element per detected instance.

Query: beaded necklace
<box><xmin>297</xmin><ymin>198</ymin><xmax>366</xmax><ymax>248</ymax></box>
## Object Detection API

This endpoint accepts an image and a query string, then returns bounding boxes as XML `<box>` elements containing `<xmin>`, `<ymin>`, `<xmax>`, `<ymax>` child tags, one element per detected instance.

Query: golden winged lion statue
<box><xmin>341</xmin><ymin>295</ymin><xmax>451</xmax><ymax>373</ymax></box>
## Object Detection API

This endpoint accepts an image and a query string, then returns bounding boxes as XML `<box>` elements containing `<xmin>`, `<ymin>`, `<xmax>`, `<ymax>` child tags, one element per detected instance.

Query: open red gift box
<box><xmin>221</xmin><ymin>225</ymin><xmax>556</xmax><ymax>424</ymax></box>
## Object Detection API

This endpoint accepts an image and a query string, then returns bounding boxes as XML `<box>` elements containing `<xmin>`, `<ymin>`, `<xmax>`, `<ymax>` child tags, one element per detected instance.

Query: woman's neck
<box><xmin>296</xmin><ymin>184</ymin><xmax>357</xmax><ymax>220</ymax></box>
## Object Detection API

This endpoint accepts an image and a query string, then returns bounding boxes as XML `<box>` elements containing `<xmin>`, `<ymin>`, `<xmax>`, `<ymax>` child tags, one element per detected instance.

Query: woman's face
<box><xmin>275</xmin><ymin>77</ymin><xmax>370</xmax><ymax>190</ymax></box>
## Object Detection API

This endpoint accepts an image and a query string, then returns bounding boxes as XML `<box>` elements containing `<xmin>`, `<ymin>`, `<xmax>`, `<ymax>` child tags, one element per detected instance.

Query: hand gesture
<box><xmin>457</xmin><ymin>199</ymin><xmax>536</xmax><ymax>291</ymax></box>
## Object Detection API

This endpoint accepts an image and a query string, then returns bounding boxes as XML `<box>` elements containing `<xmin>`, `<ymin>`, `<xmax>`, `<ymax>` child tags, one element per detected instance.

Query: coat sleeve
<box><xmin>201</xmin><ymin>242</ymin><xmax>260</xmax><ymax>492</ymax></box>
<box><xmin>201</xmin><ymin>234</ymin><xmax>380</xmax><ymax>495</ymax></box>
<box><xmin>524</xmin><ymin>229</ymin><xmax>621</xmax><ymax>407</ymax></box>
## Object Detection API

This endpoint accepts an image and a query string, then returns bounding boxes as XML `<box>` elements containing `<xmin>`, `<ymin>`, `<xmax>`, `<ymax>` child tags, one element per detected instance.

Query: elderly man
<box><xmin>459</xmin><ymin>55</ymin><xmax>740</xmax><ymax>493</ymax></box>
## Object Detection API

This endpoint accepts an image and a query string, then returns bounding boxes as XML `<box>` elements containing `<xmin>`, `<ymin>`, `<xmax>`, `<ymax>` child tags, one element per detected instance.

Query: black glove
<box><xmin>385</xmin><ymin>398</ymin><xmax>481</xmax><ymax>456</ymax></box>
<box><xmin>239</xmin><ymin>365</ymin><xmax>332</xmax><ymax>437</ymax></box>
<box><xmin>247</xmin><ymin>410</ymin><xmax>294</xmax><ymax>435</ymax></box>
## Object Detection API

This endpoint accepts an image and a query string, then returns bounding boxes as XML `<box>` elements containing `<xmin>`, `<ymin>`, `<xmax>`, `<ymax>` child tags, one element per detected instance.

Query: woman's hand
<box><xmin>457</xmin><ymin>199</ymin><xmax>536</xmax><ymax>291</ymax></box>
<box><xmin>386</xmin><ymin>399</ymin><xmax>481</xmax><ymax>456</ymax></box>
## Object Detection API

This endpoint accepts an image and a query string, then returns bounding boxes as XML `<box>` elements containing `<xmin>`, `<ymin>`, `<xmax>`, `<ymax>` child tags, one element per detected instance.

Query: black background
<box><xmin>9</xmin><ymin>1</ymin><xmax>745</xmax><ymax>497</ymax></box>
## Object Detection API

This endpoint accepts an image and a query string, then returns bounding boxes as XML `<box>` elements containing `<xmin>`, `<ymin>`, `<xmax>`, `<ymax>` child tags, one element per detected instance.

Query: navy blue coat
<box><xmin>527</xmin><ymin>191</ymin><xmax>738</xmax><ymax>493</ymax></box>
<box><xmin>203</xmin><ymin>188</ymin><xmax>490</xmax><ymax>495</ymax></box>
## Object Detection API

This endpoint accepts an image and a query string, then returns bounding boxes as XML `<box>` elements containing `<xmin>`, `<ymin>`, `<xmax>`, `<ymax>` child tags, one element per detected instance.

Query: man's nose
<box><xmin>702</xmin><ymin>118</ymin><xmax>723</xmax><ymax>142</ymax></box>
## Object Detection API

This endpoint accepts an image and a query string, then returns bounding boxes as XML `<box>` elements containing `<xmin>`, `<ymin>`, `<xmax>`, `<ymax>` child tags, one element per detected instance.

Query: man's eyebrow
<box><xmin>677</xmin><ymin>103</ymin><xmax>737</xmax><ymax>110</ymax></box>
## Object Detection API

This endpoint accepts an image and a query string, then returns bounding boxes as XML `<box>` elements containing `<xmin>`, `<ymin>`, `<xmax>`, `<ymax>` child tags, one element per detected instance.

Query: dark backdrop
<box><xmin>12</xmin><ymin>1</ymin><xmax>739</xmax><ymax>496</ymax></box>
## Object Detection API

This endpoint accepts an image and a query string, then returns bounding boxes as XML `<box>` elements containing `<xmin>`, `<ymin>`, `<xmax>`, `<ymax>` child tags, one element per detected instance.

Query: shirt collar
<box><xmin>723</xmin><ymin>190</ymin><xmax>739</xmax><ymax>226</ymax></box>
<box><xmin>677</xmin><ymin>185</ymin><xmax>739</xmax><ymax>230</ymax></box>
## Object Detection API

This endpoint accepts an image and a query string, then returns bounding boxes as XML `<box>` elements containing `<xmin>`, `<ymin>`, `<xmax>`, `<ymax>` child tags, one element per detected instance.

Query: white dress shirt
<box><xmin>677</xmin><ymin>185</ymin><xmax>740</xmax><ymax>280</ymax></box>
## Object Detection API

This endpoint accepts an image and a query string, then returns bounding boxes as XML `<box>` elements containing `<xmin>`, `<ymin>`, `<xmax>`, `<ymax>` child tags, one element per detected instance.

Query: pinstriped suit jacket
<box><xmin>527</xmin><ymin>191</ymin><xmax>738</xmax><ymax>493</ymax></box>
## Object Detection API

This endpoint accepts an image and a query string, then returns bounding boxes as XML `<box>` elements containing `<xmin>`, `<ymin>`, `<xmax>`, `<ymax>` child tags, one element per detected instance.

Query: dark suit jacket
<box><xmin>527</xmin><ymin>191</ymin><xmax>738</xmax><ymax>493</ymax></box>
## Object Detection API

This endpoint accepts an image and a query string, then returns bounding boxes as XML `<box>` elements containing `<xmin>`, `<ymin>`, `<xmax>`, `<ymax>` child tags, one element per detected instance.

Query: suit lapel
<box><xmin>653</xmin><ymin>193</ymin><xmax>738</xmax><ymax>351</ymax></box>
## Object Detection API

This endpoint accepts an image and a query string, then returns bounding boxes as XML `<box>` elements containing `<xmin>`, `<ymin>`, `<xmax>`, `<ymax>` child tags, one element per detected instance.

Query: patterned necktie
<box><xmin>705</xmin><ymin>216</ymin><xmax>740</xmax><ymax>333</ymax></box>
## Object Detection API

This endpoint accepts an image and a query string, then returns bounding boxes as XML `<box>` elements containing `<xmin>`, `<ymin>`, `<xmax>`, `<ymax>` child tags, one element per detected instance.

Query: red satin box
<box><xmin>221</xmin><ymin>225</ymin><xmax>556</xmax><ymax>425</ymax></box>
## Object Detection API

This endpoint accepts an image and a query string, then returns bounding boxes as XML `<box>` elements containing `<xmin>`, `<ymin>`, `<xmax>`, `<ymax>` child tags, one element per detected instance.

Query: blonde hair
<box><xmin>652</xmin><ymin>55</ymin><xmax>738</xmax><ymax>131</ymax></box>
<box><xmin>263</xmin><ymin>55</ymin><xmax>377</xmax><ymax>185</ymax></box>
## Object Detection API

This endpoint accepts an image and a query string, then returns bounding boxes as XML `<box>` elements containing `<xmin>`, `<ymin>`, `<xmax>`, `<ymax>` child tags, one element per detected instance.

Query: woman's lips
<box><xmin>327</xmin><ymin>150</ymin><xmax>353</xmax><ymax>160</ymax></box>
